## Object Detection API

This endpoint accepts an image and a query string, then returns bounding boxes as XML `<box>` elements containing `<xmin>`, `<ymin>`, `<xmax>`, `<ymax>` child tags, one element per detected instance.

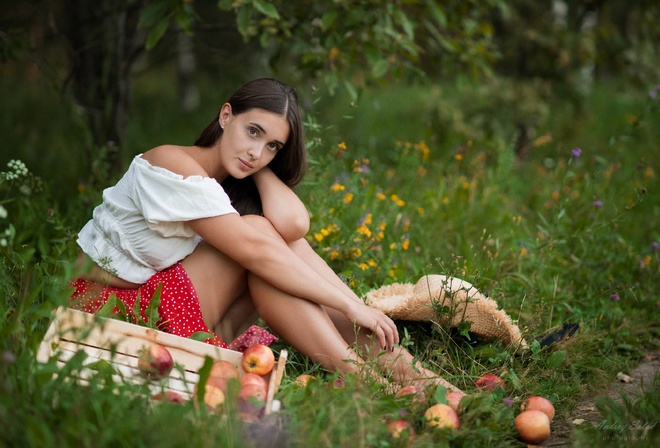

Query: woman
<box><xmin>71</xmin><ymin>78</ymin><xmax>462</xmax><ymax>393</ymax></box>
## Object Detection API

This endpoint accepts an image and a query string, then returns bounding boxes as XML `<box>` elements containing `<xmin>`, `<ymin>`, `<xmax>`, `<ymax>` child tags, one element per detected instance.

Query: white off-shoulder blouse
<box><xmin>77</xmin><ymin>155</ymin><xmax>238</xmax><ymax>284</ymax></box>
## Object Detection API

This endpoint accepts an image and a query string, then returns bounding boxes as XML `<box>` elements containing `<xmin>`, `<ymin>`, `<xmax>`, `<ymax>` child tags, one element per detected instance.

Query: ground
<box><xmin>547</xmin><ymin>351</ymin><xmax>660</xmax><ymax>447</ymax></box>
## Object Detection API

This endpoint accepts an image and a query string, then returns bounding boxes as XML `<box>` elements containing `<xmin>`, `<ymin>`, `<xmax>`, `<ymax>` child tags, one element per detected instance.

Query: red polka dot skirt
<box><xmin>69</xmin><ymin>262</ymin><xmax>277</xmax><ymax>352</ymax></box>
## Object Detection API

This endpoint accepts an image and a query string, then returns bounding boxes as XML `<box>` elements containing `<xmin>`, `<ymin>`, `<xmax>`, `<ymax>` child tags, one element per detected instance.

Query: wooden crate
<box><xmin>37</xmin><ymin>306</ymin><xmax>286</xmax><ymax>413</ymax></box>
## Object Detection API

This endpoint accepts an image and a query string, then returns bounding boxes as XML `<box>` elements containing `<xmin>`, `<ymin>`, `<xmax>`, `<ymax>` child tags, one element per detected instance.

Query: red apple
<box><xmin>294</xmin><ymin>374</ymin><xmax>316</xmax><ymax>388</ymax></box>
<box><xmin>424</xmin><ymin>403</ymin><xmax>461</xmax><ymax>430</ymax></box>
<box><xmin>137</xmin><ymin>344</ymin><xmax>174</xmax><ymax>379</ymax></box>
<box><xmin>152</xmin><ymin>390</ymin><xmax>186</xmax><ymax>404</ymax></box>
<box><xmin>241</xmin><ymin>344</ymin><xmax>275</xmax><ymax>376</ymax></box>
<box><xmin>207</xmin><ymin>360</ymin><xmax>240</xmax><ymax>392</ymax></box>
<box><xmin>237</xmin><ymin>384</ymin><xmax>267</xmax><ymax>422</ymax></box>
<box><xmin>194</xmin><ymin>383</ymin><xmax>226</xmax><ymax>411</ymax></box>
<box><xmin>515</xmin><ymin>410</ymin><xmax>551</xmax><ymax>444</ymax></box>
<box><xmin>329</xmin><ymin>377</ymin><xmax>345</xmax><ymax>389</ymax></box>
<box><xmin>395</xmin><ymin>385</ymin><xmax>427</xmax><ymax>404</ymax></box>
<box><xmin>386</xmin><ymin>419</ymin><xmax>415</xmax><ymax>441</ymax></box>
<box><xmin>520</xmin><ymin>396</ymin><xmax>555</xmax><ymax>421</ymax></box>
<box><xmin>240</xmin><ymin>372</ymin><xmax>269</xmax><ymax>394</ymax></box>
<box><xmin>475</xmin><ymin>373</ymin><xmax>505</xmax><ymax>391</ymax></box>
<box><xmin>445</xmin><ymin>392</ymin><xmax>465</xmax><ymax>412</ymax></box>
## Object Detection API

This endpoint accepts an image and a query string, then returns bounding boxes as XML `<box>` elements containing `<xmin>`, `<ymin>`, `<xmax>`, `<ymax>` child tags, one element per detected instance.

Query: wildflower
<box><xmin>331</xmin><ymin>183</ymin><xmax>345</xmax><ymax>192</ymax></box>
<box><xmin>337</xmin><ymin>142</ymin><xmax>347</xmax><ymax>151</ymax></box>
<box><xmin>362</xmin><ymin>214</ymin><xmax>372</xmax><ymax>225</ymax></box>
<box><xmin>551</xmin><ymin>191</ymin><xmax>560</xmax><ymax>202</ymax></box>
<box><xmin>358</xmin><ymin>262</ymin><xmax>369</xmax><ymax>270</ymax></box>
<box><xmin>329</xmin><ymin>250</ymin><xmax>339</xmax><ymax>261</ymax></box>
<box><xmin>610</xmin><ymin>293</ymin><xmax>620</xmax><ymax>302</ymax></box>
<box><xmin>401</xmin><ymin>239</ymin><xmax>410</xmax><ymax>251</ymax></box>
<box><xmin>314</xmin><ymin>232</ymin><xmax>324</xmax><ymax>242</ymax></box>
<box><xmin>376</xmin><ymin>192</ymin><xmax>386</xmax><ymax>201</ymax></box>
<box><xmin>593</xmin><ymin>200</ymin><xmax>603</xmax><ymax>208</ymax></box>
<box><xmin>442</xmin><ymin>196</ymin><xmax>449</xmax><ymax>205</ymax></box>
<box><xmin>571</xmin><ymin>148</ymin><xmax>582</xmax><ymax>158</ymax></box>
<box><xmin>532</xmin><ymin>134</ymin><xmax>552</xmax><ymax>147</ymax></box>
<box><xmin>520</xmin><ymin>247</ymin><xmax>528</xmax><ymax>256</ymax></box>
<box><xmin>0</xmin><ymin>205</ymin><xmax>6</xmax><ymax>219</ymax></box>
<box><xmin>652</xmin><ymin>242</ymin><xmax>660</xmax><ymax>251</ymax></box>
<box><xmin>350</xmin><ymin>248</ymin><xmax>362</xmax><ymax>258</ymax></box>
<box><xmin>417</xmin><ymin>207</ymin><xmax>424</xmax><ymax>215</ymax></box>
<box><xmin>390</xmin><ymin>194</ymin><xmax>405</xmax><ymax>207</ymax></box>
<box><xmin>640</xmin><ymin>255</ymin><xmax>652</xmax><ymax>267</ymax></box>
<box><xmin>368</xmin><ymin>259</ymin><xmax>377</xmax><ymax>268</ymax></box>
<box><xmin>454</xmin><ymin>154</ymin><xmax>463</xmax><ymax>161</ymax></box>
<box><xmin>343</xmin><ymin>193</ymin><xmax>354</xmax><ymax>204</ymax></box>
<box><xmin>415</xmin><ymin>141</ymin><xmax>430</xmax><ymax>162</ymax></box>
<box><xmin>417</xmin><ymin>166</ymin><xmax>427</xmax><ymax>177</ymax></box>
<box><xmin>357</xmin><ymin>225</ymin><xmax>372</xmax><ymax>238</ymax></box>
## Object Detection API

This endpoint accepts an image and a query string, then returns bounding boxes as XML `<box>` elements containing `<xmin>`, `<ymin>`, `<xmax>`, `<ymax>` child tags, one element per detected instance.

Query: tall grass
<box><xmin>1</xmin><ymin>73</ymin><xmax>659</xmax><ymax>446</ymax></box>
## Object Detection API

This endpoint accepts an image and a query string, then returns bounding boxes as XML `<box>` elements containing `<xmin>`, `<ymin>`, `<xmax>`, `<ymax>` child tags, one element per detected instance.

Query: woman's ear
<box><xmin>218</xmin><ymin>103</ymin><xmax>233</xmax><ymax>128</ymax></box>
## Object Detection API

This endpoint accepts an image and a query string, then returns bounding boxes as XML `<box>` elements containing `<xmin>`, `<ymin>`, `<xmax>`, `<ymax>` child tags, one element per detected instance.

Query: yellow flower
<box><xmin>364</xmin><ymin>213</ymin><xmax>373</xmax><ymax>225</ymax></box>
<box><xmin>368</xmin><ymin>259</ymin><xmax>377</xmax><ymax>268</ymax></box>
<box><xmin>532</xmin><ymin>134</ymin><xmax>552</xmax><ymax>147</ymax></box>
<box><xmin>389</xmin><ymin>243</ymin><xmax>396</xmax><ymax>250</ymax></box>
<box><xmin>321</xmin><ymin>228</ymin><xmax>330</xmax><ymax>236</ymax></box>
<box><xmin>391</xmin><ymin>194</ymin><xmax>405</xmax><ymax>206</ymax></box>
<box><xmin>644</xmin><ymin>167</ymin><xmax>655</xmax><ymax>179</ymax></box>
<box><xmin>376</xmin><ymin>192</ymin><xmax>386</xmax><ymax>201</ymax></box>
<box><xmin>417</xmin><ymin>166</ymin><xmax>427</xmax><ymax>177</ymax></box>
<box><xmin>314</xmin><ymin>233</ymin><xmax>324</xmax><ymax>242</ymax></box>
<box><xmin>417</xmin><ymin>207</ymin><xmax>425</xmax><ymax>215</ymax></box>
<box><xmin>350</xmin><ymin>248</ymin><xmax>362</xmax><ymax>258</ymax></box>
<box><xmin>551</xmin><ymin>191</ymin><xmax>560</xmax><ymax>202</ymax></box>
<box><xmin>357</xmin><ymin>225</ymin><xmax>372</xmax><ymax>238</ymax></box>
<box><xmin>415</xmin><ymin>141</ymin><xmax>430</xmax><ymax>162</ymax></box>
<box><xmin>338</xmin><ymin>141</ymin><xmax>347</xmax><ymax>150</ymax></box>
<box><xmin>329</xmin><ymin>47</ymin><xmax>339</xmax><ymax>60</ymax></box>
<box><xmin>344</xmin><ymin>193</ymin><xmax>354</xmax><ymax>204</ymax></box>
<box><xmin>330</xmin><ymin>250</ymin><xmax>339</xmax><ymax>261</ymax></box>
<box><xmin>520</xmin><ymin>247</ymin><xmax>528</xmax><ymax>256</ymax></box>
<box><xmin>455</xmin><ymin>154</ymin><xmax>463</xmax><ymax>161</ymax></box>
<box><xmin>331</xmin><ymin>183</ymin><xmax>345</xmax><ymax>192</ymax></box>
<box><xmin>442</xmin><ymin>196</ymin><xmax>450</xmax><ymax>205</ymax></box>
<box><xmin>359</xmin><ymin>262</ymin><xmax>369</xmax><ymax>270</ymax></box>
<box><xmin>402</xmin><ymin>239</ymin><xmax>410</xmax><ymax>251</ymax></box>
<box><xmin>379</xmin><ymin>222</ymin><xmax>387</xmax><ymax>231</ymax></box>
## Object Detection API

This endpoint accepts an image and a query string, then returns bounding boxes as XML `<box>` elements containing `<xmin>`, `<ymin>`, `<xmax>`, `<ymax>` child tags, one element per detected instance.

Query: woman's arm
<box><xmin>187</xmin><ymin>213</ymin><xmax>399</xmax><ymax>351</ymax></box>
<box><xmin>252</xmin><ymin>167</ymin><xmax>310</xmax><ymax>242</ymax></box>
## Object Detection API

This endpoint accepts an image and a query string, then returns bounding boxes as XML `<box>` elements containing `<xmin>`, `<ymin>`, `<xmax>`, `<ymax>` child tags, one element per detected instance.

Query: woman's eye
<box><xmin>248</xmin><ymin>127</ymin><xmax>258</xmax><ymax>136</ymax></box>
<box><xmin>268</xmin><ymin>143</ymin><xmax>280</xmax><ymax>152</ymax></box>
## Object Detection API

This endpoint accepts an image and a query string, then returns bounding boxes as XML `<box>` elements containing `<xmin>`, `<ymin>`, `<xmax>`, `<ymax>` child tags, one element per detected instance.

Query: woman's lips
<box><xmin>238</xmin><ymin>158</ymin><xmax>254</xmax><ymax>170</ymax></box>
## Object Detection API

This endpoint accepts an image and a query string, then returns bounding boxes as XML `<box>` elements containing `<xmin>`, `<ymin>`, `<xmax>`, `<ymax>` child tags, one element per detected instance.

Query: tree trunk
<box><xmin>62</xmin><ymin>0</ymin><xmax>145</xmax><ymax>182</ymax></box>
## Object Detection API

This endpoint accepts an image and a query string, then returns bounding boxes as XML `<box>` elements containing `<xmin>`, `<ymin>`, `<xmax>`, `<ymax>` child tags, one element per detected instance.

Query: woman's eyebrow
<box><xmin>250</xmin><ymin>122</ymin><xmax>285</xmax><ymax>146</ymax></box>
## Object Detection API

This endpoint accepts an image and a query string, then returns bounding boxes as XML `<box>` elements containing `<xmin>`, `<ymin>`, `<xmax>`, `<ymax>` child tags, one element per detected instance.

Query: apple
<box><xmin>240</xmin><ymin>372</ymin><xmax>269</xmax><ymax>395</ymax></box>
<box><xmin>241</xmin><ymin>344</ymin><xmax>275</xmax><ymax>376</ymax></box>
<box><xmin>137</xmin><ymin>344</ymin><xmax>174</xmax><ymax>379</ymax></box>
<box><xmin>395</xmin><ymin>385</ymin><xmax>427</xmax><ymax>404</ymax></box>
<box><xmin>423</xmin><ymin>403</ymin><xmax>461</xmax><ymax>430</ymax></box>
<box><xmin>194</xmin><ymin>383</ymin><xmax>226</xmax><ymax>411</ymax></box>
<box><xmin>329</xmin><ymin>377</ymin><xmax>345</xmax><ymax>389</ymax></box>
<box><xmin>444</xmin><ymin>392</ymin><xmax>465</xmax><ymax>412</ymax></box>
<box><xmin>237</xmin><ymin>384</ymin><xmax>267</xmax><ymax>422</ymax></box>
<box><xmin>515</xmin><ymin>410</ymin><xmax>551</xmax><ymax>444</ymax></box>
<box><xmin>386</xmin><ymin>419</ymin><xmax>415</xmax><ymax>441</ymax></box>
<box><xmin>294</xmin><ymin>374</ymin><xmax>316</xmax><ymax>388</ymax></box>
<box><xmin>207</xmin><ymin>360</ymin><xmax>240</xmax><ymax>392</ymax></box>
<box><xmin>475</xmin><ymin>373</ymin><xmax>505</xmax><ymax>391</ymax></box>
<box><xmin>152</xmin><ymin>390</ymin><xmax>186</xmax><ymax>404</ymax></box>
<box><xmin>520</xmin><ymin>396</ymin><xmax>555</xmax><ymax>421</ymax></box>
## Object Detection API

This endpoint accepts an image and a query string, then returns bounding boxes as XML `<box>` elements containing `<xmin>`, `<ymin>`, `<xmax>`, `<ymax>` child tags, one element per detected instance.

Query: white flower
<box><xmin>0</xmin><ymin>205</ymin><xmax>6</xmax><ymax>219</ymax></box>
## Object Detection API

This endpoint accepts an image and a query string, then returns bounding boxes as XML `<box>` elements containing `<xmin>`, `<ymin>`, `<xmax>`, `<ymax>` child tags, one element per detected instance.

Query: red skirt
<box><xmin>69</xmin><ymin>262</ymin><xmax>277</xmax><ymax>352</ymax></box>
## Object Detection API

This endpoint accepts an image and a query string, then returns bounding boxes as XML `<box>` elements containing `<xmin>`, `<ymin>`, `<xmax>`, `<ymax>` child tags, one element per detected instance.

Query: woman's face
<box><xmin>218</xmin><ymin>104</ymin><xmax>290</xmax><ymax>180</ymax></box>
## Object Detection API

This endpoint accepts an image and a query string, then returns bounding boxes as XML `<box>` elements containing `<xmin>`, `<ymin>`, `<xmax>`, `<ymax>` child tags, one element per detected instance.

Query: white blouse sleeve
<box><xmin>131</xmin><ymin>156</ymin><xmax>237</xmax><ymax>235</ymax></box>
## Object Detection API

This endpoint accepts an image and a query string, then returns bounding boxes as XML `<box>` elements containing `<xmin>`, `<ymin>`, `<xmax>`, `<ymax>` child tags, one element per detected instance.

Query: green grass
<box><xmin>1</xmin><ymin>71</ymin><xmax>659</xmax><ymax>446</ymax></box>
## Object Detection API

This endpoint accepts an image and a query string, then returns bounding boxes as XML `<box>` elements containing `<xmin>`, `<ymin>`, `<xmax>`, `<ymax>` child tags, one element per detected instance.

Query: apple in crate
<box><xmin>207</xmin><ymin>360</ymin><xmax>240</xmax><ymax>392</ymax></box>
<box><xmin>424</xmin><ymin>403</ymin><xmax>461</xmax><ymax>430</ymax></box>
<box><xmin>137</xmin><ymin>344</ymin><xmax>174</xmax><ymax>379</ymax></box>
<box><xmin>241</xmin><ymin>344</ymin><xmax>275</xmax><ymax>376</ymax></box>
<box><xmin>240</xmin><ymin>373</ymin><xmax>269</xmax><ymax>396</ymax></box>
<box><xmin>152</xmin><ymin>391</ymin><xmax>186</xmax><ymax>404</ymax></box>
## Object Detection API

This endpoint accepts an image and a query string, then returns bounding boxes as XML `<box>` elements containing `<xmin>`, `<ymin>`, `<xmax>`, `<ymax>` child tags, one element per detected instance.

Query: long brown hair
<box><xmin>195</xmin><ymin>78</ymin><xmax>307</xmax><ymax>215</ymax></box>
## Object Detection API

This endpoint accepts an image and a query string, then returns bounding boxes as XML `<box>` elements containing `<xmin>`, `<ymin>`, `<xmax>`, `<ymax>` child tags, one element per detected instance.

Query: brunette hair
<box><xmin>195</xmin><ymin>78</ymin><xmax>307</xmax><ymax>215</ymax></box>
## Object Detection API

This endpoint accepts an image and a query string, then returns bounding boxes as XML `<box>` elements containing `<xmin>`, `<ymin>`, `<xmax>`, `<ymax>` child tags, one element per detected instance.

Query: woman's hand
<box><xmin>343</xmin><ymin>300</ymin><xmax>400</xmax><ymax>352</ymax></box>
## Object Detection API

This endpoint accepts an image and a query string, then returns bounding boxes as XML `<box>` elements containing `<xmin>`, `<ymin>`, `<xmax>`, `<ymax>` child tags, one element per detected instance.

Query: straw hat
<box><xmin>365</xmin><ymin>274</ymin><xmax>528</xmax><ymax>349</ymax></box>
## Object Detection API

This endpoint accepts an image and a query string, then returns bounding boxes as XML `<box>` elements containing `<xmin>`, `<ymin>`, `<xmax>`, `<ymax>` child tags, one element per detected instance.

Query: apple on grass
<box><xmin>475</xmin><ymin>373</ymin><xmax>505</xmax><ymax>391</ymax></box>
<box><xmin>394</xmin><ymin>385</ymin><xmax>427</xmax><ymax>404</ymax></box>
<box><xmin>520</xmin><ymin>396</ymin><xmax>555</xmax><ymax>421</ymax></box>
<box><xmin>514</xmin><ymin>410</ymin><xmax>551</xmax><ymax>444</ymax></box>
<box><xmin>294</xmin><ymin>374</ymin><xmax>316</xmax><ymax>388</ymax></box>
<box><xmin>241</xmin><ymin>344</ymin><xmax>275</xmax><ymax>376</ymax></box>
<box><xmin>444</xmin><ymin>392</ymin><xmax>465</xmax><ymax>412</ymax></box>
<box><xmin>424</xmin><ymin>403</ymin><xmax>461</xmax><ymax>430</ymax></box>
<box><xmin>386</xmin><ymin>419</ymin><xmax>415</xmax><ymax>441</ymax></box>
<box><xmin>137</xmin><ymin>344</ymin><xmax>174</xmax><ymax>380</ymax></box>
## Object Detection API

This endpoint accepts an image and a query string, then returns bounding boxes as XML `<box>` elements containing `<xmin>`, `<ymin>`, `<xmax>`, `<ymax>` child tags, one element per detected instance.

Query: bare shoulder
<box><xmin>141</xmin><ymin>145</ymin><xmax>205</xmax><ymax>178</ymax></box>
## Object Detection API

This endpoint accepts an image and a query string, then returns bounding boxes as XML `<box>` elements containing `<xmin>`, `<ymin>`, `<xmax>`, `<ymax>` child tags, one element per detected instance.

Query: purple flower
<box><xmin>571</xmin><ymin>148</ymin><xmax>582</xmax><ymax>158</ymax></box>
<box><xmin>593</xmin><ymin>200</ymin><xmax>603</xmax><ymax>208</ymax></box>
<box><xmin>502</xmin><ymin>397</ymin><xmax>513</xmax><ymax>408</ymax></box>
<box><xmin>610</xmin><ymin>293</ymin><xmax>620</xmax><ymax>302</ymax></box>
<box><xmin>651</xmin><ymin>90</ymin><xmax>658</xmax><ymax>100</ymax></box>
<box><xmin>652</xmin><ymin>242</ymin><xmax>659</xmax><ymax>251</ymax></box>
